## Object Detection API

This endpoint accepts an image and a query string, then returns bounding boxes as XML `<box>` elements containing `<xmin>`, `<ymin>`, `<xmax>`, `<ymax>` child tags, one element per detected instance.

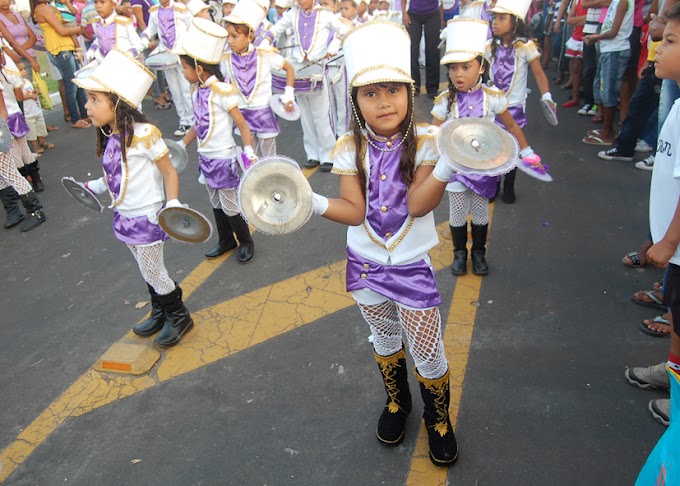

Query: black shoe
<box><xmin>304</xmin><ymin>159</ymin><xmax>320</xmax><ymax>168</ymax></box>
<box><xmin>24</xmin><ymin>162</ymin><xmax>44</xmax><ymax>192</ymax></box>
<box><xmin>133</xmin><ymin>284</ymin><xmax>166</xmax><ymax>336</ymax></box>
<box><xmin>417</xmin><ymin>370</ymin><xmax>459</xmax><ymax>467</ymax></box>
<box><xmin>227</xmin><ymin>214</ymin><xmax>254</xmax><ymax>264</ymax></box>
<box><xmin>0</xmin><ymin>187</ymin><xmax>25</xmax><ymax>228</ymax></box>
<box><xmin>501</xmin><ymin>169</ymin><xmax>516</xmax><ymax>204</ymax></box>
<box><xmin>427</xmin><ymin>93</ymin><xmax>437</xmax><ymax>100</ymax></box>
<box><xmin>154</xmin><ymin>286</ymin><xmax>194</xmax><ymax>346</ymax></box>
<box><xmin>319</xmin><ymin>162</ymin><xmax>333</xmax><ymax>172</ymax></box>
<box><xmin>19</xmin><ymin>191</ymin><xmax>46</xmax><ymax>232</ymax></box>
<box><xmin>449</xmin><ymin>225</ymin><xmax>468</xmax><ymax>275</ymax></box>
<box><xmin>470</xmin><ymin>224</ymin><xmax>488</xmax><ymax>275</ymax></box>
<box><xmin>205</xmin><ymin>208</ymin><xmax>238</xmax><ymax>258</ymax></box>
<box><xmin>375</xmin><ymin>348</ymin><xmax>412</xmax><ymax>446</ymax></box>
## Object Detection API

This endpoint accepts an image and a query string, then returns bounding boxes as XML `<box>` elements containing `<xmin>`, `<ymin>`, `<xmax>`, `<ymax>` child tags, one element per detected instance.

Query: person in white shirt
<box><xmin>140</xmin><ymin>0</ymin><xmax>194</xmax><ymax>136</ymax></box>
<box><xmin>18</xmin><ymin>62</ymin><xmax>53</xmax><ymax>154</ymax></box>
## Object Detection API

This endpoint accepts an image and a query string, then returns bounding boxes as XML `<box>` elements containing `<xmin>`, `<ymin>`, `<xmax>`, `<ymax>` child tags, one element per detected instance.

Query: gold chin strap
<box><xmin>468</xmin><ymin>61</ymin><xmax>485</xmax><ymax>93</ymax></box>
<box><xmin>100</xmin><ymin>96</ymin><xmax>121</xmax><ymax>137</ymax></box>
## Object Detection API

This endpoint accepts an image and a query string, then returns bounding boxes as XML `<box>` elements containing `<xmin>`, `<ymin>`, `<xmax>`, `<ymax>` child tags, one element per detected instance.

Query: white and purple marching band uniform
<box><xmin>141</xmin><ymin>1</ymin><xmax>194</xmax><ymax>130</ymax></box>
<box><xmin>327</xmin><ymin>16</ymin><xmax>353</xmax><ymax>137</ymax></box>
<box><xmin>86</xmin><ymin>12</ymin><xmax>144</xmax><ymax>62</ymax></box>
<box><xmin>268</xmin><ymin>4</ymin><xmax>350</xmax><ymax>165</ymax></box>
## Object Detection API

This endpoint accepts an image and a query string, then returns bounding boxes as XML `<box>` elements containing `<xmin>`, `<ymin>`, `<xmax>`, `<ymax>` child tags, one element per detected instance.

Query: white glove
<box><xmin>312</xmin><ymin>193</ymin><xmax>329</xmax><ymax>216</ymax></box>
<box><xmin>541</xmin><ymin>92</ymin><xmax>554</xmax><ymax>103</ymax></box>
<box><xmin>85</xmin><ymin>49</ymin><xmax>95</xmax><ymax>62</ymax></box>
<box><xmin>432</xmin><ymin>158</ymin><xmax>456</xmax><ymax>183</ymax></box>
<box><xmin>243</xmin><ymin>145</ymin><xmax>257</xmax><ymax>162</ymax></box>
<box><xmin>281</xmin><ymin>86</ymin><xmax>295</xmax><ymax>104</ymax></box>
<box><xmin>177</xmin><ymin>139</ymin><xmax>187</xmax><ymax>150</ymax></box>
<box><xmin>519</xmin><ymin>146</ymin><xmax>535</xmax><ymax>158</ymax></box>
<box><xmin>165</xmin><ymin>198</ymin><xmax>186</xmax><ymax>208</ymax></box>
<box><xmin>198</xmin><ymin>172</ymin><xmax>206</xmax><ymax>185</ymax></box>
<box><xmin>85</xmin><ymin>177</ymin><xmax>108</xmax><ymax>195</ymax></box>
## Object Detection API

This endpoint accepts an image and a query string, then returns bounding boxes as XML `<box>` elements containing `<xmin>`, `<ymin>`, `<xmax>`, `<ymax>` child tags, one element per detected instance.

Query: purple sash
<box><xmin>113</xmin><ymin>210</ymin><xmax>169</xmax><ymax>245</ymax></box>
<box><xmin>198</xmin><ymin>153</ymin><xmax>240</xmax><ymax>190</ymax></box>
<box><xmin>7</xmin><ymin>112</ymin><xmax>29</xmax><ymax>138</ymax></box>
<box><xmin>241</xmin><ymin>107</ymin><xmax>280</xmax><ymax>134</ymax></box>
<box><xmin>272</xmin><ymin>71</ymin><xmax>325</xmax><ymax>93</ymax></box>
<box><xmin>346</xmin><ymin>246</ymin><xmax>442</xmax><ymax>309</ymax></box>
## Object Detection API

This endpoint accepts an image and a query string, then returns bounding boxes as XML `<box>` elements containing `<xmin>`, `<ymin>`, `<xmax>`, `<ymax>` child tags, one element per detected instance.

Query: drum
<box><xmin>74</xmin><ymin>60</ymin><xmax>99</xmax><ymax>79</ymax></box>
<box><xmin>271</xmin><ymin>59</ymin><xmax>326</xmax><ymax>94</ymax></box>
<box><xmin>145</xmin><ymin>51</ymin><xmax>180</xmax><ymax>71</ymax></box>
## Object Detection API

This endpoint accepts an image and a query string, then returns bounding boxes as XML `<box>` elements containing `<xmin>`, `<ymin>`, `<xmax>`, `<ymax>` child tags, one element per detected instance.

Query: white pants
<box><xmin>164</xmin><ymin>65</ymin><xmax>194</xmax><ymax>127</ymax></box>
<box><xmin>297</xmin><ymin>82</ymin><xmax>337</xmax><ymax>163</ymax></box>
<box><xmin>329</xmin><ymin>67</ymin><xmax>349</xmax><ymax>138</ymax></box>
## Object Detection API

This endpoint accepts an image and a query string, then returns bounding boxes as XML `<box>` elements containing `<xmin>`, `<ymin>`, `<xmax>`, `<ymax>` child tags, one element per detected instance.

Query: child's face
<box><xmin>377</xmin><ymin>1</ymin><xmax>388</xmax><ymax>11</ymax></box>
<box><xmin>491</xmin><ymin>13</ymin><xmax>513</xmax><ymax>37</ymax></box>
<box><xmin>180</xmin><ymin>57</ymin><xmax>200</xmax><ymax>84</ymax></box>
<box><xmin>297</xmin><ymin>0</ymin><xmax>314</xmax><ymax>10</ymax></box>
<box><xmin>357</xmin><ymin>2</ymin><xmax>366</xmax><ymax>14</ymax></box>
<box><xmin>339</xmin><ymin>0</ymin><xmax>356</xmax><ymax>19</ymax></box>
<box><xmin>319</xmin><ymin>0</ymin><xmax>335</xmax><ymax>10</ymax></box>
<box><xmin>195</xmin><ymin>8</ymin><xmax>211</xmax><ymax>19</ymax></box>
<box><xmin>368</xmin><ymin>0</ymin><xmax>377</xmax><ymax>13</ymax></box>
<box><xmin>226</xmin><ymin>24</ymin><xmax>251</xmax><ymax>53</ymax></box>
<box><xmin>276</xmin><ymin>5</ymin><xmax>286</xmax><ymax>15</ymax></box>
<box><xmin>448</xmin><ymin>58</ymin><xmax>483</xmax><ymax>92</ymax></box>
<box><xmin>18</xmin><ymin>63</ymin><xmax>27</xmax><ymax>78</ymax></box>
<box><xmin>356</xmin><ymin>82</ymin><xmax>409</xmax><ymax>137</ymax></box>
<box><xmin>655</xmin><ymin>20</ymin><xmax>680</xmax><ymax>82</ymax></box>
<box><xmin>120</xmin><ymin>1</ymin><xmax>132</xmax><ymax>15</ymax></box>
<box><xmin>85</xmin><ymin>91</ymin><xmax>115</xmax><ymax>127</ymax></box>
<box><xmin>94</xmin><ymin>0</ymin><xmax>115</xmax><ymax>18</ymax></box>
<box><xmin>222</xmin><ymin>2</ymin><xmax>235</xmax><ymax>16</ymax></box>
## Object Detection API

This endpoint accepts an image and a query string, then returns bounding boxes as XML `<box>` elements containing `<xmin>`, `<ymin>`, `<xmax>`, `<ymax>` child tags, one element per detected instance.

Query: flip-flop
<box><xmin>632</xmin><ymin>290</ymin><xmax>667</xmax><ymax>310</ymax></box>
<box><xmin>587</xmin><ymin>129</ymin><xmax>602</xmax><ymax>137</ymax></box>
<box><xmin>582</xmin><ymin>134</ymin><xmax>613</xmax><ymax>146</ymax></box>
<box><xmin>623</xmin><ymin>251</ymin><xmax>646</xmax><ymax>268</ymax></box>
<box><xmin>639</xmin><ymin>315</ymin><xmax>673</xmax><ymax>338</ymax></box>
<box><xmin>46</xmin><ymin>125</ymin><xmax>59</xmax><ymax>132</ymax></box>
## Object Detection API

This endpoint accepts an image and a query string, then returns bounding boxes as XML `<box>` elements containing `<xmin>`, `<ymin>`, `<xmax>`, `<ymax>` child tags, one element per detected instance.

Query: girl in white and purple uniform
<box><xmin>178</xmin><ymin>18</ymin><xmax>257</xmax><ymax>264</ymax></box>
<box><xmin>309</xmin><ymin>19</ymin><xmax>460</xmax><ymax>468</ymax></box>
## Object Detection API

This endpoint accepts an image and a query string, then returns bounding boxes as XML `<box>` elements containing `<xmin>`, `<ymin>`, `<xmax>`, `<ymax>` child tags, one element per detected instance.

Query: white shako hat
<box><xmin>176</xmin><ymin>17</ymin><xmax>228</xmax><ymax>64</ymax></box>
<box><xmin>440</xmin><ymin>17</ymin><xmax>488</xmax><ymax>65</ymax></box>
<box><xmin>223</xmin><ymin>0</ymin><xmax>237</xmax><ymax>4</ymax></box>
<box><xmin>458</xmin><ymin>0</ymin><xmax>486</xmax><ymax>19</ymax></box>
<box><xmin>225</xmin><ymin>0</ymin><xmax>265</xmax><ymax>31</ymax></box>
<box><xmin>488</xmin><ymin>0</ymin><xmax>532</xmax><ymax>19</ymax></box>
<box><xmin>254</xmin><ymin>0</ymin><xmax>270</xmax><ymax>12</ymax></box>
<box><xmin>343</xmin><ymin>19</ymin><xmax>413</xmax><ymax>88</ymax></box>
<box><xmin>273</xmin><ymin>0</ymin><xmax>290</xmax><ymax>8</ymax></box>
<box><xmin>73</xmin><ymin>48</ymin><xmax>154</xmax><ymax>108</ymax></box>
<box><xmin>187</xmin><ymin>0</ymin><xmax>209</xmax><ymax>16</ymax></box>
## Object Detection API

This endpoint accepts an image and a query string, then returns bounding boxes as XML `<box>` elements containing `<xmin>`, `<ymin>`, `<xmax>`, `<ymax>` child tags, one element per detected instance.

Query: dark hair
<box><xmin>179</xmin><ymin>54</ymin><xmax>224</xmax><ymax>81</ymax></box>
<box><xmin>667</xmin><ymin>2</ymin><xmax>680</xmax><ymax>22</ymax></box>
<box><xmin>349</xmin><ymin>82</ymin><xmax>417</xmax><ymax>197</ymax></box>
<box><xmin>444</xmin><ymin>55</ymin><xmax>490</xmax><ymax>112</ymax></box>
<box><xmin>224</xmin><ymin>21</ymin><xmax>252</xmax><ymax>38</ymax></box>
<box><xmin>488</xmin><ymin>15</ymin><xmax>533</xmax><ymax>61</ymax></box>
<box><xmin>95</xmin><ymin>92</ymin><xmax>149</xmax><ymax>164</ymax></box>
<box><xmin>30</xmin><ymin>0</ymin><xmax>45</xmax><ymax>24</ymax></box>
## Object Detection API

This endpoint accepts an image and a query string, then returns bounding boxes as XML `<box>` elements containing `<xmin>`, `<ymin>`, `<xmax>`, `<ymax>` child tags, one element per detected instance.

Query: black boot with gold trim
<box><xmin>417</xmin><ymin>369</ymin><xmax>459</xmax><ymax>467</ymax></box>
<box><xmin>375</xmin><ymin>348</ymin><xmax>412</xmax><ymax>446</ymax></box>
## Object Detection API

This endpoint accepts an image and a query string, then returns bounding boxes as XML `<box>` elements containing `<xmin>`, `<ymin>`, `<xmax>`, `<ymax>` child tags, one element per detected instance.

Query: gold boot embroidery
<box><xmin>416</xmin><ymin>369</ymin><xmax>451</xmax><ymax>437</ymax></box>
<box><xmin>375</xmin><ymin>349</ymin><xmax>407</xmax><ymax>413</ymax></box>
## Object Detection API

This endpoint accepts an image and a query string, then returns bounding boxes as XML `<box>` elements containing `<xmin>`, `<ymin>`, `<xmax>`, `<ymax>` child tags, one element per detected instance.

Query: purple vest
<box><xmin>157</xmin><ymin>6</ymin><xmax>176</xmax><ymax>49</ymax></box>
<box><xmin>94</xmin><ymin>21</ymin><xmax>116</xmax><ymax>56</ymax></box>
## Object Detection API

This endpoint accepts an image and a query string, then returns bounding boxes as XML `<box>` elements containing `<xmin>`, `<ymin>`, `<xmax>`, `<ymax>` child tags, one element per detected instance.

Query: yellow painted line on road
<box><xmin>406</xmin><ymin>205</ymin><xmax>496</xmax><ymax>485</ymax></box>
<box><xmin>0</xmin><ymin>215</ymin><xmax>456</xmax><ymax>483</ymax></box>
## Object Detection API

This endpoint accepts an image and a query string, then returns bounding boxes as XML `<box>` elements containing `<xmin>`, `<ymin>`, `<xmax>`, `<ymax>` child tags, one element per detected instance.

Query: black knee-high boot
<box><xmin>0</xmin><ymin>186</ymin><xmax>25</xmax><ymax>228</ymax></box>
<box><xmin>227</xmin><ymin>214</ymin><xmax>254</xmax><ymax>264</ymax></box>
<box><xmin>18</xmin><ymin>191</ymin><xmax>46</xmax><ymax>232</ymax></box>
<box><xmin>417</xmin><ymin>369</ymin><xmax>459</xmax><ymax>467</ymax></box>
<box><xmin>449</xmin><ymin>224</ymin><xmax>468</xmax><ymax>276</ymax></box>
<box><xmin>375</xmin><ymin>348</ymin><xmax>412</xmax><ymax>446</ymax></box>
<box><xmin>133</xmin><ymin>284</ymin><xmax>166</xmax><ymax>336</ymax></box>
<box><xmin>470</xmin><ymin>223</ymin><xmax>489</xmax><ymax>275</ymax></box>
<box><xmin>20</xmin><ymin>162</ymin><xmax>44</xmax><ymax>192</ymax></box>
<box><xmin>205</xmin><ymin>208</ymin><xmax>238</xmax><ymax>258</ymax></box>
<box><xmin>502</xmin><ymin>168</ymin><xmax>516</xmax><ymax>204</ymax></box>
<box><xmin>154</xmin><ymin>286</ymin><xmax>194</xmax><ymax>346</ymax></box>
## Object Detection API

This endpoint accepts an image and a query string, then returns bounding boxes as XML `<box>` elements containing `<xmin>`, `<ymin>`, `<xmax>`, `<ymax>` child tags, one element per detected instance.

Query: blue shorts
<box><xmin>599</xmin><ymin>49</ymin><xmax>630</xmax><ymax>107</ymax></box>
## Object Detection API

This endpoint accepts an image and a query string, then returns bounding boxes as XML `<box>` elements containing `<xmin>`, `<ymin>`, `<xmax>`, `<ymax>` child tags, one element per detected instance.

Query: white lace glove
<box><xmin>519</xmin><ymin>146</ymin><xmax>535</xmax><ymax>158</ymax></box>
<box><xmin>243</xmin><ymin>145</ymin><xmax>257</xmax><ymax>165</ymax></box>
<box><xmin>312</xmin><ymin>193</ymin><xmax>329</xmax><ymax>216</ymax></box>
<box><xmin>165</xmin><ymin>199</ymin><xmax>187</xmax><ymax>209</ymax></box>
<box><xmin>541</xmin><ymin>92</ymin><xmax>554</xmax><ymax>103</ymax></box>
<box><xmin>432</xmin><ymin>158</ymin><xmax>456</xmax><ymax>183</ymax></box>
<box><xmin>281</xmin><ymin>86</ymin><xmax>295</xmax><ymax>104</ymax></box>
<box><xmin>85</xmin><ymin>177</ymin><xmax>108</xmax><ymax>195</ymax></box>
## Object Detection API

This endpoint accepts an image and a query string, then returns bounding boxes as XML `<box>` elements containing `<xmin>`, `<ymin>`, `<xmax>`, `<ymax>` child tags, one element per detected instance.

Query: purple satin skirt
<box><xmin>271</xmin><ymin>73</ymin><xmax>324</xmax><ymax>94</ymax></box>
<box><xmin>242</xmin><ymin>107</ymin><xmax>280</xmax><ymax>135</ymax></box>
<box><xmin>346</xmin><ymin>246</ymin><xmax>442</xmax><ymax>309</ymax></box>
<box><xmin>8</xmin><ymin>112</ymin><xmax>29</xmax><ymax>138</ymax></box>
<box><xmin>113</xmin><ymin>211</ymin><xmax>168</xmax><ymax>245</ymax></box>
<box><xmin>495</xmin><ymin>105</ymin><xmax>527</xmax><ymax>129</ymax></box>
<box><xmin>198</xmin><ymin>153</ymin><xmax>240</xmax><ymax>190</ymax></box>
<box><xmin>449</xmin><ymin>173</ymin><xmax>500</xmax><ymax>199</ymax></box>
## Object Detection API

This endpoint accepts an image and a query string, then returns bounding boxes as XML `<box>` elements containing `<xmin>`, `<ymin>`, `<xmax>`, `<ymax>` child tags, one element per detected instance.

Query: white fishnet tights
<box><xmin>0</xmin><ymin>151</ymin><xmax>31</xmax><ymax>195</ymax></box>
<box><xmin>127</xmin><ymin>242</ymin><xmax>175</xmax><ymax>295</ymax></box>
<box><xmin>207</xmin><ymin>187</ymin><xmax>240</xmax><ymax>216</ymax></box>
<box><xmin>448</xmin><ymin>190</ymin><xmax>489</xmax><ymax>227</ymax></box>
<box><xmin>11</xmin><ymin>137</ymin><xmax>36</xmax><ymax>169</ymax></box>
<box><xmin>251</xmin><ymin>136</ymin><xmax>277</xmax><ymax>158</ymax></box>
<box><xmin>359</xmin><ymin>300</ymin><xmax>448</xmax><ymax>379</ymax></box>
